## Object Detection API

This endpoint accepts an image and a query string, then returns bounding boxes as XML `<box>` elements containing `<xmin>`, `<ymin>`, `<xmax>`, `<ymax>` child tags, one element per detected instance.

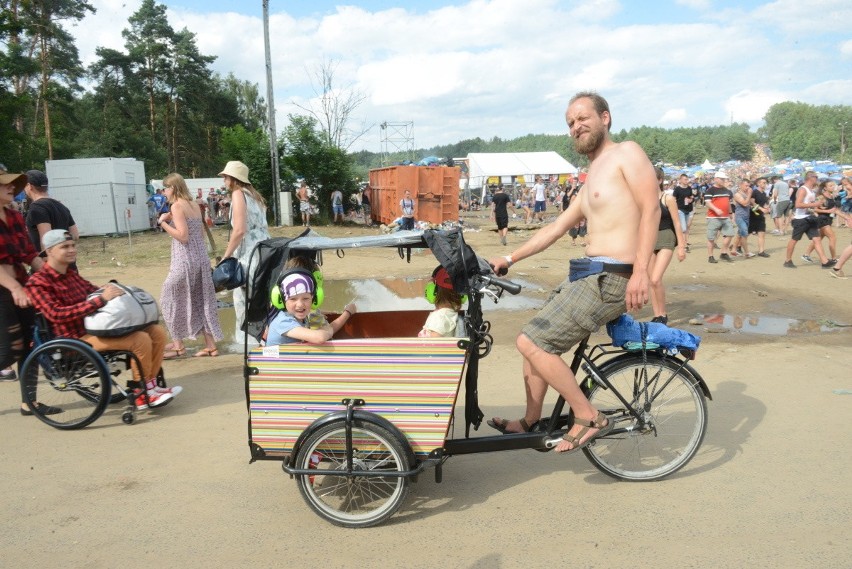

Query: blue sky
<box><xmin>71</xmin><ymin>0</ymin><xmax>852</xmax><ymax>153</ymax></box>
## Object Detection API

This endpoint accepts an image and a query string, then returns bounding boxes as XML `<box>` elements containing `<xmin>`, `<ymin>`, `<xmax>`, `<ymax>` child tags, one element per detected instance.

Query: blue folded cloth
<box><xmin>606</xmin><ymin>314</ymin><xmax>701</xmax><ymax>355</ymax></box>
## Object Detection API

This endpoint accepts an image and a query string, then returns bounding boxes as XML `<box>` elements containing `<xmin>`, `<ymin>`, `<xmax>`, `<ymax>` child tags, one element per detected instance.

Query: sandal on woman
<box><xmin>163</xmin><ymin>348</ymin><xmax>186</xmax><ymax>360</ymax></box>
<box><xmin>194</xmin><ymin>348</ymin><xmax>219</xmax><ymax>357</ymax></box>
<box><xmin>487</xmin><ymin>417</ymin><xmax>531</xmax><ymax>434</ymax></box>
<box><xmin>555</xmin><ymin>411</ymin><xmax>614</xmax><ymax>454</ymax></box>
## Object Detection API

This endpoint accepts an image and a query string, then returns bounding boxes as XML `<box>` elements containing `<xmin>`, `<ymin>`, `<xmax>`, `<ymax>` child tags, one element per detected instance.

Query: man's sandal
<box><xmin>555</xmin><ymin>411</ymin><xmax>615</xmax><ymax>454</ymax></box>
<box><xmin>487</xmin><ymin>417</ymin><xmax>531</xmax><ymax>434</ymax></box>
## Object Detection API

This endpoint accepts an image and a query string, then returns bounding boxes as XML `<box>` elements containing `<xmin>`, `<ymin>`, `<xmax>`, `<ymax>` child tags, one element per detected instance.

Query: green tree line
<box><xmin>352</xmin><ymin>105</ymin><xmax>851</xmax><ymax>180</ymax></box>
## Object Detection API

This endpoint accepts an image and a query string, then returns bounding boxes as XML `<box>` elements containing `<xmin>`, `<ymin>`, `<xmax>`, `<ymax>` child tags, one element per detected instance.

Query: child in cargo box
<box><xmin>263</xmin><ymin>256</ymin><xmax>356</xmax><ymax>345</ymax></box>
<box><xmin>418</xmin><ymin>266</ymin><xmax>464</xmax><ymax>338</ymax></box>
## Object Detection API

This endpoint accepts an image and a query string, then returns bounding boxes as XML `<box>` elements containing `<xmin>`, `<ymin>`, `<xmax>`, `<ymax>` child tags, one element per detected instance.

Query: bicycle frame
<box><xmin>442</xmin><ymin>335</ymin><xmax>709</xmax><ymax>457</ymax></box>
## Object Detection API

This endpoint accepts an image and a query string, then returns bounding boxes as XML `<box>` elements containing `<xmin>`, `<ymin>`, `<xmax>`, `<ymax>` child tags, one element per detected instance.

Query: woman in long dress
<box><xmin>219</xmin><ymin>161</ymin><xmax>270</xmax><ymax>347</ymax></box>
<box><xmin>158</xmin><ymin>173</ymin><xmax>223</xmax><ymax>357</ymax></box>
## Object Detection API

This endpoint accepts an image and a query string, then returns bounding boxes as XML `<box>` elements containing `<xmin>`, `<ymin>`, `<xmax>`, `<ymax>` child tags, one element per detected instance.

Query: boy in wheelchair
<box><xmin>25</xmin><ymin>230</ymin><xmax>182</xmax><ymax>410</ymax></box>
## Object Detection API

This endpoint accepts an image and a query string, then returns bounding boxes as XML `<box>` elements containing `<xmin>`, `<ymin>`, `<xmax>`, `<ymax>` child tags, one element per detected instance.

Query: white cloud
<box><xmin>67</xmin><ymin>0</ymin><xmax>852</xmax><ymax>151</ymax></box>
<box><xmin>724</xmin><ymin>90</ymin><xmax>788</xmax><ymax>124</ymax></box>
<box><xmin>71</xmin><ymin>0</ymin><xmax>136</xmax><ymax>66</ymax></box>
<box><xmin>752</xmin><ymin>0</ymin><xmax>852</xmax><ymax>35</ymax></box>
<box><xmin>675</xmin><ymin>0</ymin><xmax>711</xmax><ymax>9</ymax></box>
<box><xmin>800</xmin><ymin>79</ymin><xmax>852</xmax><ymax>105</ymax></box>
<box><xmin>660</xmin><ymin>108</ymin><xmax>687</xmax><ymax>123</ymax></box>
<box><xmin>567</xmin><ymin>0</ymin><xmax>622</xmax><ymax>21</ymax></box>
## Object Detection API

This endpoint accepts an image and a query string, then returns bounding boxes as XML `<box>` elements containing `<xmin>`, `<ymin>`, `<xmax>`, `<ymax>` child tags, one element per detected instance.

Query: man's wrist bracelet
<box><xmin>504</xmin><ymin>255</ymin><xmax>514</xmax><ymax>267</ymax></box>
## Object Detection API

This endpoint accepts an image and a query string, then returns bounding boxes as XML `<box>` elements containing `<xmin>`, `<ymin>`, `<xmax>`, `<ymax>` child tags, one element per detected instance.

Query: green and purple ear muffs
<box><xmin>424</xmin><ymin>265</ymin><xmax>467</xmax><ymax>305</ymax></box>
<box><xmin>270</xmin><ymin>268</ymin><xmax>324</xmax><ymax>310</ymax></box>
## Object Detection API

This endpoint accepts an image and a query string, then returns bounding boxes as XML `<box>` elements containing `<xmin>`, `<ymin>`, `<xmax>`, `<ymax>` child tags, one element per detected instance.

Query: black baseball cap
<box><xmin>26</xmin><ymin>169</ymin><xmax>48</xmax><ymax>187</ymax></box>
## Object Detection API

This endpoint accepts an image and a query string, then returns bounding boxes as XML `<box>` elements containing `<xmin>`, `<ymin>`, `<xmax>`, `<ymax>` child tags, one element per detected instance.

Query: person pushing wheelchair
<box><xmin>25</xmin><ymin>230</ymin><xmax>182</xmax><ymax>411</ymax></box>
<box><xmin>488</xmin><ymin>92</ymin><xmax>659</xmax><ymax>453</ymax></box>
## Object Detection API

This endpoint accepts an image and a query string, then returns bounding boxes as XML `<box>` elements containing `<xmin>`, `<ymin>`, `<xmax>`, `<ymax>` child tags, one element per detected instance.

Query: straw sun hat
<box><xmin>0</xmin><ymin>172</ymin><xmax>27</xmax><ymax>192</ymax></box>
<box><xmin>218</xmin><ymin>161</ymin><xmax>251</xmax><ymax>184</ymax></box>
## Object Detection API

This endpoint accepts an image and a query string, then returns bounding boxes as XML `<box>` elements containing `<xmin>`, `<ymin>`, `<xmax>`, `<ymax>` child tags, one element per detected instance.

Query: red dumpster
<box><xmin>368</xmin><ymin>165</ymin><xmax>460</xmax><ymax>226</ymax></box>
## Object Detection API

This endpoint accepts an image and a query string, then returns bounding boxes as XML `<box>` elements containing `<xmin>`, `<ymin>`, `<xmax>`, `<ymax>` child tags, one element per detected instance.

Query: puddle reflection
<box><xmin>701</xmin><ymin>314</ymin><xmax>840</xmax><ymax>335</ymax></box>
<box><xmin>321</xmin><ymin>277</ymin><xmax>540</xmax><ymax>312</ymax></box>
<box><xmin>214</xmin><ymin>277</ymin><xmax>541</xmax><ymax>349</ymax></box>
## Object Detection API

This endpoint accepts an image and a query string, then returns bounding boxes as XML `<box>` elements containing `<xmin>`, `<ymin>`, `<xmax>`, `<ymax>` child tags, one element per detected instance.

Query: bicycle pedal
<box><xmin>544</xmin><ymin>437</ymin><xmax>562</xmax><ymax>449</ymax></box>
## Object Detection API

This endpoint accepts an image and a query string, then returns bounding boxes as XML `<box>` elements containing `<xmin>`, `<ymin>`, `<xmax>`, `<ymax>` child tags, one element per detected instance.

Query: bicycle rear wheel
<box><xmin>583</xmin><ymin>355</ymin><xmax>707</xmax><ymax>481</ymax></box>
<box><xmin>20</xmin><ymin>339</ymin><xmax>111</xmax><ymax>430</ymax></box>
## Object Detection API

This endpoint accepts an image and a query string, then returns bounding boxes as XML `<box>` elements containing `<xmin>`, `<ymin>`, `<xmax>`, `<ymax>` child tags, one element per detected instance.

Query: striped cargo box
<box><xmin>248</xmin><ymin>338</ymin><xmax>467</xmax><ymax>457</ymax></box>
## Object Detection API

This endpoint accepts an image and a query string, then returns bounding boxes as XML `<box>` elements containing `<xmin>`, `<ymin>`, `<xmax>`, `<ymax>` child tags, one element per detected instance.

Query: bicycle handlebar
<box><xmin>479</xmin><ymin>274</ymin><xmax>522</xmax><ymax>295</ymax></box>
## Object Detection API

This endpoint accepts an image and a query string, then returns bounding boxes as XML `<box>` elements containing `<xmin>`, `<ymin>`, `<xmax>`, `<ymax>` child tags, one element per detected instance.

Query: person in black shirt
<box><xmin>490</xmin><ymin>184</ymin><xmax>515</xmax><ymax>246</ymax></box>
<box><xmin>672</xmin><ymin>174</ymin><xmax>695</xmax><ymax>251</ymax></box>
<box><xmin>361</xmin><ymin>185</ymin><xmax>372</xmax><ymax>226</ymax></box>
<box><xmin>23</xmin><ymin>169</ymin><xmax>78</xmax><ymax>254</ymax></box>
<box><xmin>749</xmin><ymin>177</ymin><xmax>771</xmax><ymax>257</ymax></box>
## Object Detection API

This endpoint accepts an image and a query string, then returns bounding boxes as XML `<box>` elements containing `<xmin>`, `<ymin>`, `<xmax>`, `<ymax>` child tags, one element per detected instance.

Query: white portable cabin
<box><xmin>45</xmin><ymin>158</ymin><xmax>150</xmax><ymax>236</ymax></box>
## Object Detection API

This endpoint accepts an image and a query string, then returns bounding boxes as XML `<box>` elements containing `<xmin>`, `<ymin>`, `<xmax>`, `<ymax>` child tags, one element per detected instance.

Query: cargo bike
<box><xmin>243</xmin><ymin>229</ymin><xmax>710</xmax><ymax>528</ymax></box>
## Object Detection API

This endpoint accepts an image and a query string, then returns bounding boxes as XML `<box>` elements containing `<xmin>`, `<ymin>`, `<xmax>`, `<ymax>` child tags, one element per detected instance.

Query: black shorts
<box><xmin>791</xmin><ymin>217</ymin><xmax>819</xmax><ymax>241</ymax></box>
<box><xmin>816</xmin><ymin>216</ymin><xmax>833</xmax><ymax>229</ymax></box>
<box><xmin>749</xmin><ymin>215</ymin><xmax>766</xmax><ymax>234</ymax></box>
<box><xmin>495</xmin><ymin>215</ymin><xmax>508</xmax><ymax>230</ymax></box>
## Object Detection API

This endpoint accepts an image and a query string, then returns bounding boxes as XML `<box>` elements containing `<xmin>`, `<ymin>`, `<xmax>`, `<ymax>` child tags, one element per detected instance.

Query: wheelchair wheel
<box><xmin>20</xmin><ymin>339</ymin><xmax>112</xmax><ymax>430</ymax></box>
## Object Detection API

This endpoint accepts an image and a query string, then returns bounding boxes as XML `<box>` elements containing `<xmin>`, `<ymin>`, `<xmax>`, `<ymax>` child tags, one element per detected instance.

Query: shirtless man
<box><xmin>488</xmin><ymin>92</ymin><xmax>659</xmax><ymax>453</ymax></box>
<box><xmin>296</xmin><ymin>181</ymin><xmax>310</xmax><ymax>227</ymax></box>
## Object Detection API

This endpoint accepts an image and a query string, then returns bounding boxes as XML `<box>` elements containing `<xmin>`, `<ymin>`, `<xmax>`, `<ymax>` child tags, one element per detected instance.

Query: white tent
<box><xmin>466</xmin><ymin>152</ymin><xmax>578</xmax><ymax>190</ymax></box>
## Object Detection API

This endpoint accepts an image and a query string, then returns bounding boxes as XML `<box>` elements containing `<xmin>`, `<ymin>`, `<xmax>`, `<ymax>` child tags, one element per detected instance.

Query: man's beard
<box><xmin>573</xmin><ymin>126</ymin><xmax>605</xmax><ymax>155</ymax></box>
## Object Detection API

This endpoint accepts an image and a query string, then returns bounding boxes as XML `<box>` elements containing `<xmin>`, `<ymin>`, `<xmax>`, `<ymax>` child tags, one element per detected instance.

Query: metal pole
<box><xmin>263</xmin><ymin>0</ymin><xmax>282</xmax><ymax>226</ymax></box>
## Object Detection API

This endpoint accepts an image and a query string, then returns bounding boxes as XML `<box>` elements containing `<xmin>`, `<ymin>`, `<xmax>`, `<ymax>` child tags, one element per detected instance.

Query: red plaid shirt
<box><xmin>25</xmin><ymin>264</ymin><xmax>106</xmax><ymax>339</ymax></box>
<box><xmin>0</xmin><ymin>206</ymin><xmax>38</xmax><ymax>284</ymax></box>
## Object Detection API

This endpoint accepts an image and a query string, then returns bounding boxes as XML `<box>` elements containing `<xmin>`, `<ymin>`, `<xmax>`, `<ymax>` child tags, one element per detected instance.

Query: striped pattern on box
<box><xmin>248</xmin><ymin>338</ymin><xmax>467</xmax><ymax>457</ymax></box>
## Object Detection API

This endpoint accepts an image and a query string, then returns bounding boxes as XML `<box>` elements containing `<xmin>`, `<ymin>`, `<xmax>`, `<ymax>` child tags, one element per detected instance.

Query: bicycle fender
<box><xmin>596</xmin><ymin>352</ymin><xmax>712</xmax><ymax>401</ymax></box>
<box><xmin>286</xmin><ymin>409</ymin><xmax>414</xmax><ymax>468</ymax></box>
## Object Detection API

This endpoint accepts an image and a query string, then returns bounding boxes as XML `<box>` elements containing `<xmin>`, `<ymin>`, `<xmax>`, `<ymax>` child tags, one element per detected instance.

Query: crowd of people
<box><xmin>0</xmin><ymin>159</ymin><xmax>273</xmax><ymax>416</ymax></box>
<box><xmin>147</xmin><ymin>186</ymin><xmax>233</xmax><ymax>232</ymax></box>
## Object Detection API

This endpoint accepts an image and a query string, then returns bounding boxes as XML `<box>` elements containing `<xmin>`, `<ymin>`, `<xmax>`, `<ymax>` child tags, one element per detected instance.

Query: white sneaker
<box><xmin>134</xmin><ymin>389</ymin><xmax>173</xmax><ymax>410</ymax></box>
<box><xmin>150</xmin><ymin>384</ymin><xmax>183</xmax><ymax>396</ymax></box>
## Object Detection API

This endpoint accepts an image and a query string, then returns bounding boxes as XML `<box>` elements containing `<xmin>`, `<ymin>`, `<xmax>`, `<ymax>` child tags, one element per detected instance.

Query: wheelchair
<box><xmin>19</xmin><ymin>315</ymin><xmax>170</xmax><ymax>430</ymax></box>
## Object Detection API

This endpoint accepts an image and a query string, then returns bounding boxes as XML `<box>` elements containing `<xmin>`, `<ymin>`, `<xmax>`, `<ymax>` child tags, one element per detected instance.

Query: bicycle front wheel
<box><xmin>20</xmin><ymin>339</ymin><xmax>111</xmax><ymax>430</ymax></box>
<box><xmin>294</xmin><ymin>418</ymin><xmax>413</xmax><ymax>528</ymax></box>
<box><xmin>583</xmin><ymin>355</ymin><xmax>707</xmax><ymax>481</ymax></box>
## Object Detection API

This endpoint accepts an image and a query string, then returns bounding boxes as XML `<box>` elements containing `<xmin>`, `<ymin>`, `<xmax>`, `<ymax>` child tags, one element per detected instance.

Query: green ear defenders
<box><xmin>425</xmin><ymin>265</ymin><xmax>467</xmax><ymax>305</ymax></box>
<box><xmin>270</xmin><ymin>268</ymin><xmax>324</xmax><ymax>310</ymax></box>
